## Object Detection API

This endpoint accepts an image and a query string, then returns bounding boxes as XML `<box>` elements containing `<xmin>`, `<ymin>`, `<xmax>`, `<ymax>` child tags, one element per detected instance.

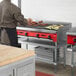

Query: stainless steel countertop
<box><xmin>16</xmin><ymin>26</ymin><xmax>57</xmax><ymax>33</ymax></box>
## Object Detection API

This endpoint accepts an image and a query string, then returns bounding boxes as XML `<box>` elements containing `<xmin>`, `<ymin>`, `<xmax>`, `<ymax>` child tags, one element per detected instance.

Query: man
<box><xmin>0</xmin><ymin>0</ymin><xmax>28</xmax><ymax>47</ymax></box>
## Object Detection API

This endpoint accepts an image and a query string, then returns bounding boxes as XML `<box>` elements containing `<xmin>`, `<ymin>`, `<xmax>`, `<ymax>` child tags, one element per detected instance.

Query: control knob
<box><xmin>25</xmin><ymin>32</ymin><xmax>28</xmax><ymax>36</ymax></box>
<box><xmin>48</xmin><ymin>35</ymin><xmax>51</xmax><ymax>39</ymax></box>
<box><xmin>73</xmin><ymin>39</ymin><xmax>76</xmax><ymax>42</ymax></box>
<box><xmin>36</xmin><ymin>34</ymin><xmax>39</xmax><ymax>38</ymax></box>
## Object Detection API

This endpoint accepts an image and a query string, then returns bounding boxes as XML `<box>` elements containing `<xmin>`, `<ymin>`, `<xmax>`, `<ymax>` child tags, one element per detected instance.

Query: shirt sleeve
<box><xmin>13</xmin><ymin>7</ymin><xmax>28</xmax><ymax>27</ymax></box>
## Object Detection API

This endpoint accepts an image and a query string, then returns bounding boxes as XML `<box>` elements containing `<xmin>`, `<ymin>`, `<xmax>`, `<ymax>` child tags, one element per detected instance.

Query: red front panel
<box><xmin>27</xmin><ymin>31</ymin><xmax>38</xmax><ymax>37</ymax></box>
<box><xmin>67</xmin><ymin>35</ymin><xmax>76</xmax><ymax>45</ymax></box>
<box><xmin>17</xmin><ymin>30</ymin><xmax>76</xmax><ymax>45</ymax></box>
<box><xmin>17</xmin><ymin>30</ymin><xmax>57</xmax><ymax>42</ymax></box>
<box><xmin>50</xmin><ymin>34</ymin><xmax>57</xmax><ymax>42</ymax></box>
<box><xmin>38</xmin><ymin>33</ymin><xmax>57</xmax><ymax>42</ymax></box>
<box><xmin>17</xmin><ymin>30</ymin><xmax>26</xmax><ymax>36</ymax></box>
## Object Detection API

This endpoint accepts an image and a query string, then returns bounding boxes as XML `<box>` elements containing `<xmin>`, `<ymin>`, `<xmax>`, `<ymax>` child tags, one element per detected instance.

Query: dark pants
<box><xmin>0</xmin><ymin>27</ymin><xmax>18</xmax><ymax>47</ymax></box>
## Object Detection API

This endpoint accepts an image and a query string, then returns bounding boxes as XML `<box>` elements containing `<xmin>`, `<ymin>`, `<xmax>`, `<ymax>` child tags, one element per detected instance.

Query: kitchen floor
<box><xmin>36</xmin><ymin>62</ymin><xmax>76</xmax><ymax>76</ymax></box>
<box><xmin>36</xmin><ymin>50</ymin><xmax>76</xmax><ymax>76</ymax></box>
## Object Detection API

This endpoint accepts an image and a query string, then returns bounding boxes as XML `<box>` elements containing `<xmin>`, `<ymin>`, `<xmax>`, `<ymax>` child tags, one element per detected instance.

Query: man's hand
<box><xmin>27</xmin><ymin>18</ymin><xmax>37</xmax><ymax>25</ymax></box>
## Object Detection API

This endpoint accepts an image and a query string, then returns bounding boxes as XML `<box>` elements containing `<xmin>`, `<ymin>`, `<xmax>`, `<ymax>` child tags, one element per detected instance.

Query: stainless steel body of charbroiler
<box><xmin>17</xmin><ymin>21</ymin><xmax>72</xmax><ymax>47</ymax></box>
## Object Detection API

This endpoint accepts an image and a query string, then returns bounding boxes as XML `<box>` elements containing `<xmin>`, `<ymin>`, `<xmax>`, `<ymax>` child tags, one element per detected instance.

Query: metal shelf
<box><xmin>36</xmin><ymin>56</ymin><xmax>54</xmax><ymax>64</ymax></box>
<box><xmin>19</xmin><ymin>38</ymin><xmax>56</xmax><ymax>49</ymax></box>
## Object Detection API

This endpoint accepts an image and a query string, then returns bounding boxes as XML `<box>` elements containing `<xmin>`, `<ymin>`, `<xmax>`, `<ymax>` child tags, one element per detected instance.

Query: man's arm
<box><xmin>13</xmin><ymin>7</ymin><xmax>28</xmax><ymax>26</ymax></box>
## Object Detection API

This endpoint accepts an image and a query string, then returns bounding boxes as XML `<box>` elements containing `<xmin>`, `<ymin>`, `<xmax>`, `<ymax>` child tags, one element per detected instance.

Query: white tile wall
<box><xmin>21</xmin><ymin>0</ymin><xmax>76</xmax><ymax>27</ymax></box>
<box><xmin>11</xmin><ymin>0</ymin><xmax>18</xmax><ymax>6</ymax></box>
<box><xmin>0</xmin><ymin>0</ymin><xmax>2</xmax><ymax>2</ymax></box>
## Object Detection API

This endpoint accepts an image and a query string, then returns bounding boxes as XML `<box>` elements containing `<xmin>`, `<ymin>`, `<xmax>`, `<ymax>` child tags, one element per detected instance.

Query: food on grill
<box><xmin>45</xmin><ymin>25</ymin><xmax>63</xmax><ymax>30</ymax></box>
<box><xmin>28</xmin><ymin>20</ymin><xmax>48</xmax><ymax>26</ymax></box>
<box><xmin>38</xmin><ymin>21</ymin><xmax>43</xmax><ymax>23</ymax></box>
<box><xmin>27</xmin><ymin>18</ymin><xmax>63</xmax><ymax>29</ymax></box>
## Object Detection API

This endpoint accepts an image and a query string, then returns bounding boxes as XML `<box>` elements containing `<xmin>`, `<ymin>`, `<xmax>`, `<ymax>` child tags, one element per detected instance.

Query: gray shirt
<box><xmin>0</xmin><ymin>0</ymin><xmax>27</xmax><ymax>28</ymax></box>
